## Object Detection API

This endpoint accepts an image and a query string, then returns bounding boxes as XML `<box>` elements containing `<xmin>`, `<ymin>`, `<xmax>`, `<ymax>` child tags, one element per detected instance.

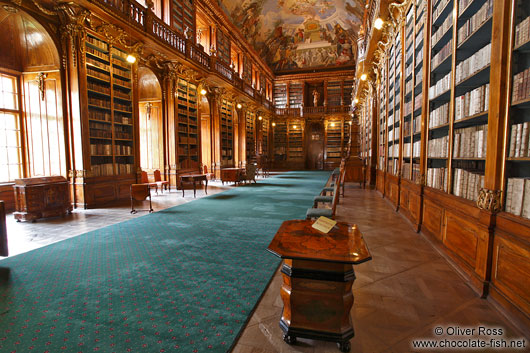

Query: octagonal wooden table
<box><xmin>267</xmin><ymin>219</ymin><xmax>371</xmax><ymax>352</ymax></box>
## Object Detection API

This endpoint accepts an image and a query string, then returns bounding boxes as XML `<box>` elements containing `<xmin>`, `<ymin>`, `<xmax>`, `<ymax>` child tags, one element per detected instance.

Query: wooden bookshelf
<box><xmin>273</xmin><ymin>120</ymin><xmax>287</xmax><ymax>164</ymax></box>
<box><xmin>171</xmin><ymin>0</ymin><xmax>195</xmax><ymax>39</ymax></box>
<box><xmin>288</xmin><ymin>82</ymin><xmax>303</xmax><ymax>108</ymax></box>
<box><xmin>274</xmin><ymin>83</ymin><xmax>287</xmax><ymax>108</ymax></box>
<box><xmin>360</xmin><ymin>0</ymin><xmax>530</xmax><ymax>326</ymax></box>
<box><xmin>325</xmin><ymin>119</ymin><xmax>343</xmax><ymax>163</ymax></box>
<box><xmin>287</xmin><ymin>120</ymin><xmax>304</xmax><ymax>162</ymax></box>
<box><xmin>327</xmin><ymin>81</ymin><xmax>342</xmax><ymax>106</ymax></box>
<box><xmin>261</xmin><ymin>116</ymin><xmax>269</xmax><ymax>158</ymax></box>
<box><xmin>216</xmin><ymin>28</ymin><xmax>231</xmax><ymax>65</ymax></box>
<box><xmin>221</xmin><ymin>99</ymin><xmax>234</xmax><ymax>166</ymax></box>
<box><xmin>177</xmin><ymin>79</ymin><xmax>199</xmax><ymax>169</ymax></box>
<box><xmin>85</xmin><ymin>33</ymin><xmax>135</xmax><ymax>178</ymax></box>
<box><xmin>246</xmin><ymin>111</ymin><xmax>256</xmax><ymax>162</ymax></box>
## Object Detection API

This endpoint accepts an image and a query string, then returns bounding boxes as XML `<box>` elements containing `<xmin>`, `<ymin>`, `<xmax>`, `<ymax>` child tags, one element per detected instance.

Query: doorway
<box><xmin>305</xmin><ymin>121</ymin><xmax>324</xmax><ymax>170</ymax></box>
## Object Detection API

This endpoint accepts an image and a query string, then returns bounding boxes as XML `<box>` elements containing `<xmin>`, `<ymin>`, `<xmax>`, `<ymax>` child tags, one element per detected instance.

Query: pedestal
<box><xmin>267</xmin><ymin>220</ymin><xmax>371</xmax><ymax>352</ymax></box>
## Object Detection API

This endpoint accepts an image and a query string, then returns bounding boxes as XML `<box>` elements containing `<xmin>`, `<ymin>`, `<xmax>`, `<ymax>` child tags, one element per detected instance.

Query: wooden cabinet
<box><xmin>13</xmin><ymin>176</ymin><xmax>71</xmax><ymax>222</ymax></box>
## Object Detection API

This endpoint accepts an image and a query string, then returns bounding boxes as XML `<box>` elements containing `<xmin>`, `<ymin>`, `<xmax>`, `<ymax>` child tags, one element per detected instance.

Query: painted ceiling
<box><xmin>219</xmin><ymin>0</ymin><xmax>365</xmax><ymax>73</ymax></box>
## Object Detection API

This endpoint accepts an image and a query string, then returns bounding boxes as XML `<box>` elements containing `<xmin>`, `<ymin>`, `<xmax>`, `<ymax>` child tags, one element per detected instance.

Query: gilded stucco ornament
<box><xmin>477</xmin><ymin>188</ymin><xmax>503</xmax><ymax>214</ymax></box>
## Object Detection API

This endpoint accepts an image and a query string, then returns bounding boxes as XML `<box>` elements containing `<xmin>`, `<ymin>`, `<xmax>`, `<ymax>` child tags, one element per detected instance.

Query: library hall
<box><xmin>0</xmin><ymin>0</ymin><xmax>528</xmax><ymax>352</ymax></box>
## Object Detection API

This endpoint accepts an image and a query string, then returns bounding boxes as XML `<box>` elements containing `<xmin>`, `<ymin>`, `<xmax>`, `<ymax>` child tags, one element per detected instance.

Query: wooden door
<box><xmin>306</xmin><ymin>121</ymin><xmax>324</xmax><ymax>170</ymax></box>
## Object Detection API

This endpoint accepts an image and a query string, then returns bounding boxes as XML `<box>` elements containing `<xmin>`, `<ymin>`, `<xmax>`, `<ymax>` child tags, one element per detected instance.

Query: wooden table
<box><xmin>267</xmin><ymin>220</ymin><xmax>371</xmax><ymax>352</ymax></box>
<box><xmin>179</xmin><ymin>174</ymin><xmax>208</xmax><ymax>198</ymax></box>
<box><xmin>220</xmin><ymin>167</ymin><xmax>244</xmax><ymax>184</ymax></box>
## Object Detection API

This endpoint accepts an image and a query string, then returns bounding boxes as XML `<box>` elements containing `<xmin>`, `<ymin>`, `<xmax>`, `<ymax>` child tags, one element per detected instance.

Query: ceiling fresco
<box><xmin>219</xmin><ymin>0</ymin><xmax>365</xmax><ymax>73</ymax></box>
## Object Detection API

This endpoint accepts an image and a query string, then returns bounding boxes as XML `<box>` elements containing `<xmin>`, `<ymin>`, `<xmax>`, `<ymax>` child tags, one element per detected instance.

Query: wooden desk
<box><xmin>267</xmin><ymin>220</ymin><xmax>371</xmax><ymax>352</ymax></box>
<box><xmin>179</xmin><ymin>174</ymin><xmax>208</xmax><ymax>198</ymax></box>
<box><xmin>220</xmin><ymin>168</ymin><xmax>244</xmax><ymax>184</ymax></box>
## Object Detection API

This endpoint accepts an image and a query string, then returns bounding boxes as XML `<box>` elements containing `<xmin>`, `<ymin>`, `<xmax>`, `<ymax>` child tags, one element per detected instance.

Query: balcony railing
<box><xmin>275</xmin><ymin>106</ymin><xmax>353</xmax><ymax>117</ymax></box>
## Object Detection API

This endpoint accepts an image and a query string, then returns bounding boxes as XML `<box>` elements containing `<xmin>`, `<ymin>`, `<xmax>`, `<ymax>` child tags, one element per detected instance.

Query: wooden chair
<box><xmin>306</xmin><ymin>182</ymin><xmax>340</xmax><ymax>220</ymax></box>
<box><xmin>153</xmin><ymin>170</ymin><xmax>169</xmax><ymax>193</ymax></box>
<box><xmin>243</xmin><ymin>163</ymin><xmax>257</xmax><ymax>183</ymax></box>
<box><xmin>130</xmin><ymin>184</ymin><xmax>153</xmax><ymax>214</ymax></box>
<box><xmin>141</xmin><ymin>171</ymin><xmax>158</xmax><ymax>194</ymax></box>
<box><xmin>203</xmin><ymin>165</ymin><xmax>215</xmax><ymax>180</ymax></box>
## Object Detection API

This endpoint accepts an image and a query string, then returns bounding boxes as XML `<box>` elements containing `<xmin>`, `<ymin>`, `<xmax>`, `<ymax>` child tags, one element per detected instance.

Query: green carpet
<box><xmin>0</xmin><ymin>171</ymin><xmax>330</xmax><ymax>352</ymax></box>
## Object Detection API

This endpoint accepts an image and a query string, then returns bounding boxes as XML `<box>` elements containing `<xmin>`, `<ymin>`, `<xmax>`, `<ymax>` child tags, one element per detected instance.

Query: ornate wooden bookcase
<box><xmin>177</xmin><ymin>78</ymin><xmax>200</xmax><ymax>170</ymax></box>
<box><xmin>246</xmin><ymin>111</ymin><xmax>256</xmax><ymax>162</ymax></box>
<box><xmin>220</xmin><ymin>99</ymin><xmax>234</xmax><ymax>166</ymax></box>
<box><xmin>360</xmin><ymin>0</ymin><xmax>530</xmax><ymax>327</ymax></box>
<box><xmin>81</xmin><ymin>30</ymin><xmax>139</xmax><ymax>207</ymax></box>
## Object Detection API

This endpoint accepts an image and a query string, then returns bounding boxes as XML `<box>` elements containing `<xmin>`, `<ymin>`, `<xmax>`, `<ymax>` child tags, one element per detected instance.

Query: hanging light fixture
<box><xmin>360</xmin><ymin>73</ymin><xmax>367</xmax><ymax>81</ymax></box>
<box><xmin>237</xmin><ymin>103</ymin><xmax>242</xmax><ymax>109</ymax></box>
<box><xmin>126</xmin><ymin>54</ymin><xmax>136</xmax><ymax>63</ymax></box>
<box><xmin>272</xmin><ymin>122</ymin><xmax>276</xmax><ymax>127</ymax></box>
<box><xmin>374</xmin><ymin>18</ymin><xmax>384</xmax><ymax>30</ymax></box>
<box><xmin>200</xmin><ymin>89</ymin><xmax>207</xmax><ymax>95</ymax></box>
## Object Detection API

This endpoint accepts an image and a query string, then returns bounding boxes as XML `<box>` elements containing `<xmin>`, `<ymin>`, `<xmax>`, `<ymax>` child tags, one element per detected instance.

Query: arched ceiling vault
<box><xmin>219</xmin><ymin>0</ymin><xmax>365</xmax><ymax>74</ymax></box>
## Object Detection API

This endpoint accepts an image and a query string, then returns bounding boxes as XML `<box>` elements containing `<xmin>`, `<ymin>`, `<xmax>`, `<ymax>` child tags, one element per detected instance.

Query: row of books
<box><xmin>404</xmin><ymin>100</ymin><xmax>413</xmax><ymax>117</ymax></box>
<box><xmin>403</xmin><ymin>141</ymin><xmax>421</xmax><ymax>158</ymax></box>
<box><xmin>505</xmin><ymin>177</ymin><xmax>530</xmax><ymax>218</ymax></box>
<box><xmin>416</xmin><ymin>29</ymin><xmax>424</xmax><ymax>49</ymax></box>
<box><xmin>88</xmin><ymin>81</ymin><xmax>110</xmax><ymax>95</ymax></box>
<box><xmin>413</xmin><ymin>117</ymin><xmax>421</xmax><ymax>134</ymax></box>
<box><xmin>511</xmin><ymin>67</ymin><xmax>530</xmax><ymax>103</ymax></box>
<box><xmin>87</xmin><ymin>57</ymin><xmax>109</xmax><ymax>71</ymax></box>
<box><xmin>432</xmin><ymin>13</ymin><xmax>452</xmax><ymax>49</ymax></box>
<box><xmin>116</xmin><ymin>163</ymin><xmax>134</xmax><ymax>175</ymax></box>
<box><xmin>88</xmin><ymin>97</ymin><xmax>111</xmax><ymax>109</ymax></box>
<box><xmin>115</xmin><ymin>115</ymin><xmax>131</xmax><ymax>125</ymax></box>
<box><xmin>455</xmin><ymin>83</ymin><xmax>489</xmax><ymax>121</ymax></box>
<box><xmin>87</xmin><ymin>36</ymin><xmax>108</xmax><ymax>51</ymax></box>
<box><xmin>90</xmin><ymin>143</ymin><xmax>132</xmax><ymax>156</ymax></box>
<box><xmin>515</xmin><ymin>16</ymin><xmax>530</xmax><ymax>48</ymax></box>
<box><xmin>455</xmin><ymin>43</ymin><xmax>491</xmax><ymax>84</ymax></box>
<box><xmin>387</xmin><ymin>158</ymin><xmax>399</xmax><ymax>175</ymax></box>
<box><xmin>112</xmin><ymin>67</ymin><xmax>130</xmax><ymax>79</ymax></box>
<box><xmin>416</xmin><ymin>47</ymin><xmax>424</xmax><ymax>67</ymax></box>
<box><xmin>388</xmin><ymin>143</ymin><xmax>399</xmax><ymax>158</ymax></box>
<box><xmin>432</xmin><ymin>39</ymin><xmax>452</xmax><ymax>69</ymax></box>
<box><xmin>432</xmin><ymin>0</ymin><xmax>452</xmax><ymax>31</ymax></box>
<box><xmin>91</xmin><ymin>163</ymin><xmax>114</xmax><ymax>176</ymax></box>
<box><xmin>428</xmin><ymin>136</ymin><xmax>449</xmax><ymax>158</ymax></box>
<box><xmin>87</xmin><ymin>68</ymin><xmax>110</xmax><ymax>81</ymax></box>
<box><xmin>453</xmin><ymin>168</ymin><xmax>484</xmax><ymax>202</ymax></box>
<box><xmin>115</xmin><ymin>144</ymin><xmax>133</xmax><ymax>155</ymax></box>
<box><xmin>114</xmin><ymin>101</ymin><xmax>132</xmax><ymax>112</ymax></box>
<box><xmin>429</xmin><ymin>102</ymin><xmax>450</xmax><ymax>128</ymax></box>
<box><xmin>508</xmin><ymin>122</ymin><xmax>530</xmax><ymax>158</ymax></box>
<box><xmin>414</xmin><ymin>92</ymin><xmax>423</xmax><ymax>112</ymax></box>
<box><xmin>426</xmin><ymin>167</ymin><xmax>448</xmax><ymax>191</ymax></box>
<box><xmin>89</xmin><ymin>110</ymin><xmax>111</xmax><ymax>122</ymax></box>
<box><xmin>86</xmin><ymin>47</ymin><xmax>109</xmax><ymax>61</ymax></box>
<box><xmin>411</xmin><ymin>164</ymin><xmax>421</xmax><ymax>182</ymax></box>
<box><xmin>453</xmin><ymin>125</ymin><xmax>488</xmax><ymax>158</ymax></box>
<box><xmin>90</xmin><ymin>143</ymin><xmax>112</xmax><ymax>156</ymax></box>
<box><xmin>429</xmin><ymin>72</ymin><xmax>451</xmax><ymax>99</ymax></box>
<box><xmin>457</xmin><ymin>0</ymin><xmax>493</xmax><ymax>46</ymax></box>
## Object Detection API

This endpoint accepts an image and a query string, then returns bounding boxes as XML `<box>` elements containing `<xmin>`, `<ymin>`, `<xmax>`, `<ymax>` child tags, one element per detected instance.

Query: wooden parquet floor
<box><xmin>233</xmin><ymin>186</ymin><xmax>529</xmax><ymax>353</ymax></box>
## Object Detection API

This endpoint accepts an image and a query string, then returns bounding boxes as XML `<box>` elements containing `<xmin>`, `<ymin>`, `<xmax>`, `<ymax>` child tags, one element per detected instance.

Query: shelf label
<box><xmin>312</xmin><ymin>216</ymin><xmax>337</xmax><ymax>234</ymax></box>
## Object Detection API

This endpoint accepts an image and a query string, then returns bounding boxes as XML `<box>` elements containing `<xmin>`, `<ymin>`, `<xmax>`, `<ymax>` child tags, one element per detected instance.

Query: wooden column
<box><xmin>162</xmin><ymin>66</ymin><xmax>178</xmax><ymax>187</ymax></box>
<box><xmin>57</xmin><ymin>4</ymin><xmax>90</xmax><ymax>209</ymax></box>
<box><xmin>473</xmin><ymin>0</ymin><xmax>515</xmax><ymax>294</ymax></box>
<box><xmin>238</xmin><ymin>106</ymin><xmax>247</xmax><ymax>165</ymax></box>
<box><xmin>207</xmin><ymin>89</ymin><xmax>222</xmax><ymax>178</ymax></box>
<box><xmin>369</xmin><ymin>89</ymin><xmax>378</xmax><ymax>187</ymax></box>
